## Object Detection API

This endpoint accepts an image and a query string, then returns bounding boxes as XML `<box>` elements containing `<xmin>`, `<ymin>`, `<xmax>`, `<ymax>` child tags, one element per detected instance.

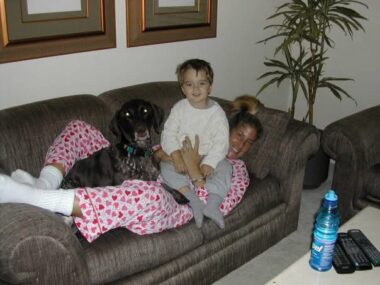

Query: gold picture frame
<box><xmin>127</xmin><ymin>0</ymin><xmax>217</xmax><ymax>47</ymax></box>
<box><xmin>0</xmin><ymin>0</ymin><xmax>116</xmax><ymax>63</ymax></box>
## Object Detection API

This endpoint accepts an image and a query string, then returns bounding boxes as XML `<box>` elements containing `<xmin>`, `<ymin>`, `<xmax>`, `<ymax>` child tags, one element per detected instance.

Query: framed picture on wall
<box><xmin>0</xmin><ymin>0</ymin><xmax>116</xmax><ymax>63</ymax></box>
<box><xmin>127</xmin><ymin>0</ymin><xmax>217</xmax><ymax>47</ymax></box>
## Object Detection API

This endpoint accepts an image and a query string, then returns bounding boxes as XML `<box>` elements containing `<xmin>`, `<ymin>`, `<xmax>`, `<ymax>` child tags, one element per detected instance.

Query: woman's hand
<box><xmin>181</xmin><ymin>135</ymin><xmax>201</xmax><ymax>168</ymax></box>
<box><xmin>171</xmin><ymin>150</ymin><xmax>187</xmax><ymax>174</ymax></box>
<box><xmin>181</xmin><ymin>135</ymin><xmax>205</xmax><ymax>187</ymax></box>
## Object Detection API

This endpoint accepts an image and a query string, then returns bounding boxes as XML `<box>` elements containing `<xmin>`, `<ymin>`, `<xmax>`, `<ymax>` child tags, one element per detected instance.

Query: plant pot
<box><xmin>303</xmin><ymin>142</ymin><xmax>330</xmax><ymax>189</ymax></box>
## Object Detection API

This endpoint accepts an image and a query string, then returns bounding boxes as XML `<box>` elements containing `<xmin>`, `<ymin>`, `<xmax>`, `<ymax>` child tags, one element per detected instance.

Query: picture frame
<box><xmin>127</xmin><ymin>0</ymin><xmax>217</xmax><ymax>47</ymax></box>
<box><xmin>0</xmin><ymin>0</ymin><xmax>116</xmax><ymax>63</ymax></box>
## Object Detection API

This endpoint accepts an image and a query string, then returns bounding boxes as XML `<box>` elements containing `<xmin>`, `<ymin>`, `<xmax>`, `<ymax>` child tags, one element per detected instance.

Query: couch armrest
<box><xmin>322</xmin><ymin>105</ymin><xmax>380</xmax><ymax>168</ymax></box>
<box><xmin>0</xmin><ymin>204</ymin><xmax>89</xmax><ymax>285</ymax></box>
<box><xmin>321</xmin><ymin>105</ymin><xmax>380</xmax><ymax>222</ymax></box>
<box><xmin>271</xmin><ymin>119</ymin><xmax>320</xmax><ymax>230</ymax></box>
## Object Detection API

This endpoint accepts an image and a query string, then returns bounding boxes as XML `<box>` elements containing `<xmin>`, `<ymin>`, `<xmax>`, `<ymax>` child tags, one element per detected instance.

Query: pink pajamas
<box><xmin>46</xmin><ymin>120</ymin><xmax>250</xmax><ymax>242</ymax></box>
<box><xmin>45</xmin><ymin>120</ymin><xmax>111</xmax><ymax>174</ymax></box>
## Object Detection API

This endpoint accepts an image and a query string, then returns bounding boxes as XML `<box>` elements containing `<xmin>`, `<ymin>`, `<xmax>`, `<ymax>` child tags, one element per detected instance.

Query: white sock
<box><xmin>11</xmin><ymin>165</ymin><xmax>63</xmax><ymax>189</ymax></box>
<box><xmin>11</xmin><ymin>169</ymin><xmax>35</xmax><ymax>185</ymax></box>
<box><xmin>0</xmin><ymin>174</ymin><xmax>74</xmax><ymax>216</ymax></box>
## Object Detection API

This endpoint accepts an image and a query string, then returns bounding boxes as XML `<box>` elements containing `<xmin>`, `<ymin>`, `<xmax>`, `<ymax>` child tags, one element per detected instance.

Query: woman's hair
<box><xmin>229</xmin><ymin>95</ymin><xmax>264</xmax><ymax>139</ymax></box>
<box><xmin>230</xmin><ymin>95</ymin><xmax>264</xmax><ymax>115</ymax></box>
<box><xmin>229</xmin><ymin>111</ymin><xmax>263</xmax><ymax>139</ymax></box>
<box><xmin>176</xmin><ymin>59</ymin><xmax>214</xmax><ymax>85</ymax></box>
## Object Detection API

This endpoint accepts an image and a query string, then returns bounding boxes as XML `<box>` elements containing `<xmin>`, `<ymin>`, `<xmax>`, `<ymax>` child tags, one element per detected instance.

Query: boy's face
<box><xmin>181</xmin><ymin>68</ymin><xmax>212</xmax><ymax>109</ymax></box>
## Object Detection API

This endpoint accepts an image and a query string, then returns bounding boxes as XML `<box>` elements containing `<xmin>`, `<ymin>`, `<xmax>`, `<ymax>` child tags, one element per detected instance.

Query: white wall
<box><xmin>1</xmin><ymin>0</ymin><xmax>379</xmax><ymax>130</ymax></box>
<box><xmin>0</xmin><ymin>0</ymin><xmax>288</xmax><ymax>110</ymax></box>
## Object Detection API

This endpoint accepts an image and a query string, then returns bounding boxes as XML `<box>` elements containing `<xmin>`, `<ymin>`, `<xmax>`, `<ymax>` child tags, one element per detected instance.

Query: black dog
<box><xmin>61</xmin><ymin>99</ymin><xmax>164</xmax><ymax>188</ymax></box>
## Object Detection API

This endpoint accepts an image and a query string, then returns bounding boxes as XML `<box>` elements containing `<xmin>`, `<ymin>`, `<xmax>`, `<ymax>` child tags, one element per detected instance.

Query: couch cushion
<box><xmin>0</xmin><ymin>95</ymin><xmax>112</xmax><ymax>176</ymax></box>
<box><xmin>242</xmin><ymin>108</ymin><xmax>290</xmax><ymax>179</ymax></box>
<box><xmin>201</xmin><ymin>175</ymin><xmax>283</xmax><ymax>241</ymax></box>
<box><xmin>83</xmin><ymin>222</ymin><xmax>203</xmax><ymax>284</ymax></box>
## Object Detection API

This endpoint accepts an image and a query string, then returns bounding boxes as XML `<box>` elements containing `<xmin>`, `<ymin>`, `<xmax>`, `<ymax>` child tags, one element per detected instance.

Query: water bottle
<box><xmin>309</xmin><ymin>189</ymin><xmax>340</xmax><ymax>271</ymax></box>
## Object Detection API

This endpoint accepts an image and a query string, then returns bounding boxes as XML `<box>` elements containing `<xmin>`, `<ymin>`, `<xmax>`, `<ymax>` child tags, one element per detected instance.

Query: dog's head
<box><xmin>110</xmin><ymin>99</ymin><xmax>164</xmax><ymax>149</ymax></box>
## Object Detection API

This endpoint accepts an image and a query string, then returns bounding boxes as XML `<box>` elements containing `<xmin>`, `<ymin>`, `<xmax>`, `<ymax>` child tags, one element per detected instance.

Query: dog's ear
<box><xmin>109</xmin><ymin>109</ymin><xmax>122</xmax><ymax>140</ymax></box>
<box><xmin>151</xmin><ymin>103</ymin><xmax>164</xmax><ymax>134</ymax></box>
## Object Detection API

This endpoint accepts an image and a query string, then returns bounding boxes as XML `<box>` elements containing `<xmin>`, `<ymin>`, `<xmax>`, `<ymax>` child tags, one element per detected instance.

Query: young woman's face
<box><xmin>181</xmin><ymin>69</ymin><xmax>212</xmax><ymax>109</ymax></box>
<box><xmin>227</xmin><ymin>123</ymin><xmax>258</xmax><ymax>159</ymax></box>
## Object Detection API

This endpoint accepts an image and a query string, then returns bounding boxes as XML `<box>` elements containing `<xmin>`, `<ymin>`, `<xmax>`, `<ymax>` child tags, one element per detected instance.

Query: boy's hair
<box><xmin>176</xmin><ymin>59</ymin><xmax>214</xmax><ymax>85</ymax></box>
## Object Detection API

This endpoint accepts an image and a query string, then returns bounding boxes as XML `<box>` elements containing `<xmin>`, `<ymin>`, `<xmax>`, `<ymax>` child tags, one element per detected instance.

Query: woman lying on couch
<box><xmin>0</xmin><ymin>96</ymin><xmax>263</xmax><ymax>243</ymax></box>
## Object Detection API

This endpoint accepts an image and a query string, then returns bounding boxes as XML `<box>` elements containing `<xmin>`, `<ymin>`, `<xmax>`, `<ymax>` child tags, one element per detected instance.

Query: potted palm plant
<box><xmin>256</xmin><ymin>0</ymin><xmax>368</xmax><ymax>188</ymax></box>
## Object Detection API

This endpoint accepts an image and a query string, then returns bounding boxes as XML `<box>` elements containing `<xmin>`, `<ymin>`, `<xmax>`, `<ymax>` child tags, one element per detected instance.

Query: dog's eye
<box><xmin>125</xmin><ymin>112</ymin><xmax>131</xmax><ymax>117</ymax></box>
<box><xmin>143</xmin><ymin>108</ymin><xmax>148</xmax><ymax>113</ymax></box>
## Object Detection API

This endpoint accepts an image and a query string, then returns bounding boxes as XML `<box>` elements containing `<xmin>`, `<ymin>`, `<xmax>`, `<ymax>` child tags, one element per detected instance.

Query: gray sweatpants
<box><xmin>160</xmin><ymin>159</ymin><xmax>232</xmax><ymax>199</ymax></box>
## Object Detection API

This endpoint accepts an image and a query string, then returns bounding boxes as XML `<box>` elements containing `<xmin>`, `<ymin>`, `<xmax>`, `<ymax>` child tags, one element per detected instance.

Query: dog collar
<box><xmin>121</xmin><ymin>144</ymin><xmax>153</xmax><ymax>157</ymax></box>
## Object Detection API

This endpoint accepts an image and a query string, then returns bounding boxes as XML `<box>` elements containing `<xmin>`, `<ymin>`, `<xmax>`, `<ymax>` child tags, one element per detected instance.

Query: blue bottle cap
<box><xmin>323</xmin><ymin>190</ymin><xmax>338</xmax><ymax>208</ymax></box>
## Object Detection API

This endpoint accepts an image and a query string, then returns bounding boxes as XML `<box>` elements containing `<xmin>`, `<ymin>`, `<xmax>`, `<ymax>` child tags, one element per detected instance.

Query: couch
<box><xmin>322</xmin><ymin>105</ymin><xmax>380</xmax><ymax>224</ymax></box>
<box><xmin>0</xmin><ymin>81</ymin><xmax>319</xmax><ymax>285</ymax></box>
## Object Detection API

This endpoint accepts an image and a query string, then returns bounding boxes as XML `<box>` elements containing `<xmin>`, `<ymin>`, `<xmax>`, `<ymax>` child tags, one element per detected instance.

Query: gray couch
<box><xmin>322</xmin><ymin>105</ymin><xmax>380</xmax><ymax>223</ymax></box>
<box><xmin>0</xmin><ymin>82</ymin><xmax>319</xmax><ymax>285</ymax></box>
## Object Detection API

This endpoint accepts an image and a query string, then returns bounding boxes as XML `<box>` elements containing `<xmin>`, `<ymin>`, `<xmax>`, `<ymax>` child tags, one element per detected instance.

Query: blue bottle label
<box><xmin>309</xmin><ymin>236</ymin><xmax>336</xmax><ymax>271</ymax></box>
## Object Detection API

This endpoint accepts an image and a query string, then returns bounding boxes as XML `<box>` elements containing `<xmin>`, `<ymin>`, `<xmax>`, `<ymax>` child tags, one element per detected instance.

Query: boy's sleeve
<box><xmin>201</xmin><ymin>108</ymin><xmax>229</xmax><ymax>169</ymax></box>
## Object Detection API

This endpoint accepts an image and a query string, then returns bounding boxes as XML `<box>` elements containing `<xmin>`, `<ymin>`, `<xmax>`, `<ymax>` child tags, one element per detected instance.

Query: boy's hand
<box><xmin>201</xmin><ymin>164</ymin><xmax>214</xmax><ymax>177</ymax></box>
<box><xmin>171</xmin><ymin>150</ymin><xmax>187</xmax><ymax>173</ymax></box>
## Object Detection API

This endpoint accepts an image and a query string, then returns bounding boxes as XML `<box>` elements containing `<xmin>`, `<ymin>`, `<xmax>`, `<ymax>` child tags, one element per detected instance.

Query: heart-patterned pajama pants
<box><xmin>44</xmin><ymin>120</ymin><xmax>250</xmax><ymax>242</ymax></box>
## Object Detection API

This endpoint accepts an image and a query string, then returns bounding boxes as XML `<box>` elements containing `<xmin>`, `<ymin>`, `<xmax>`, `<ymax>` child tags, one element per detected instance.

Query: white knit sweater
<box><xmin>161</xmin><ymin>99</ymin><xmax>229</xmax><ymax>169</ymax></box>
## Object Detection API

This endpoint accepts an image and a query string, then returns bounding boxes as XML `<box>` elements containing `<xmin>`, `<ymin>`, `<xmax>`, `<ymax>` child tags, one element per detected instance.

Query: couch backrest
<box><xmin>99</xmin><ymin>81</ymin><xmax>183</xmax><ymax>117</ymax></box>
<box><xmin>100</xmin><ymin>81</ymin><xmax>291</xmax><ymax>179</ymax></box>
<box><xmin>246</xmin><ymin>107</ymin><xmax>290</xmax><ymax>179</ymax></box>
<box><xmin>0</xmin><ymin>81</ymin><xmax>290</xmax><ymax>180</ymax></box>
<box><xmin>209</xmin><ymin>96</ymin><xmax>291</xmax><ymax>179</ymax></box>
<box><xmin>0</xmin><ymin>95</ymin><xmax>112</xmax><ymax>176</ymax></box>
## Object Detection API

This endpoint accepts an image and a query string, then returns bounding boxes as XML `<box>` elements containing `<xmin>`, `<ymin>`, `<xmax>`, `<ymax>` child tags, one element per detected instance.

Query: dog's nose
<box><xmin>135</xmin><ymin>129</ymin><xmax>150</xmax><ymax>140</ymax></box>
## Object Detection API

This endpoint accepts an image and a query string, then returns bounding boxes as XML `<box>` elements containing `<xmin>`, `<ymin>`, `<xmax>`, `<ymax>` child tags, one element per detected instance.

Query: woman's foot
<box><xmin>0</xmin><ymin>174</ymin><xmax>74</xmax><ymax>216</ymax></box>
<box><xmin>11</xmin><ymin>169</ymin><xmax>39</xmax><ymax>186</ymax></box>
<box><xmin>0</xmin><ymin>174</ymin><xmax>29</xmax><ymax>203</ymax></box>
